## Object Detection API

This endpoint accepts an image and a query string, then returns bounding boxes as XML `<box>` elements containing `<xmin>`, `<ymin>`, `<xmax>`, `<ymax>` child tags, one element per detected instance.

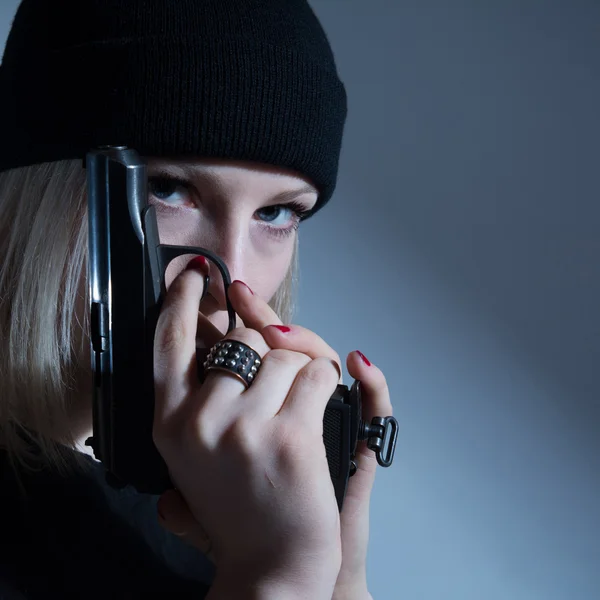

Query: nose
<box><xmin>201</xmin><ymin>239</ymin><xmax>246</xmax><ymax>316</ymax></box>
<box><xmin>204</xmin><ymin>255</ymin><xmax>232</xmax><ymax>310</ymax></box>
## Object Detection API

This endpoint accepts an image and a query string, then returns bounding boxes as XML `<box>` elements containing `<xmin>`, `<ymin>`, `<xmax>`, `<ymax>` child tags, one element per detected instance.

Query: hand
<box><xmin>152</xmin><ymin>263</ymin><xmax>343</xmax><ymax>599</ymax></box>
<box><xmin>157</xmin><ymin>276</ymin><xmax>392</xmax><ymax>600</ymax></box>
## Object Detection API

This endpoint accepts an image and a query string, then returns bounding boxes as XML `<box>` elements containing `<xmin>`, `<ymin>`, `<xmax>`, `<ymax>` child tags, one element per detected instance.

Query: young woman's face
<box><xmin>146</xmin><ymin>157</ymin><xmax>318</xmax><ymax>339</ymax></box>
<box><xmin>71</xmin><ymin>157</ymin><xmax>317</xmax><ymax>444</ymax></box>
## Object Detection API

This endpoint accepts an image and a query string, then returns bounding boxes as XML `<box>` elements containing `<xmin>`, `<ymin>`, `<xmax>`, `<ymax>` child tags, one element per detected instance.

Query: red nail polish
<box><xmin>186</xmin><ymin>256</ymin><xmax>208</xmax><ymax>271</ymax></box>
<box><xmin>273</xmin><ymin>325</ymin><xmax>291</xmax><ymax>333</ymax></box>
<box><xmin>356</xmin><ymin>350</ymin><xmax>371</xmax><ymax>366</ymax></box>
<box><xmin>233</xmin><ymin>280</ymin><xmax>254</xmax><ymax>295</ymax></box>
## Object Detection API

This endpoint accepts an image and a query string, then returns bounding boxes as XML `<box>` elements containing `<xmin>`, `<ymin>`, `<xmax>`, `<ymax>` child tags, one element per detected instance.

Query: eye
<box><xmin>147</xmin><ymin>176</ymin><xmax>192</xmax><ymax>207</ymax></box>
<box><xmin>255</xmin><ymin>200</ymin><xmax>311</xmax><ymax>239</ymax></box>
<box><xmin>147</xmin><ymin>174</ymin><xmax>313</xmax><ymax>239</ymax></box>
<box><xmin>257</xmin><ymin>205</ymin><xmax>298</xmax><ymax>226</ymax></box>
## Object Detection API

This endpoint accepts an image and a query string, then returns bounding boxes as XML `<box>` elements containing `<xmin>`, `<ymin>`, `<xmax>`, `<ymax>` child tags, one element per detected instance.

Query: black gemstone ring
<box><xmin>201</xmin><ymin>340</ymin><xmax>262</xmax><ymax>389</ymax></box>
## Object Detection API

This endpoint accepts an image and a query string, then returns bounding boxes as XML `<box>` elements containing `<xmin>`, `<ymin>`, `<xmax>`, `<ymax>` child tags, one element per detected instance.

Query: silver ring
<box><xmin>201</xmin><ymin>339</ymin><xmax>262</xmax><ymax>389</ymax></box>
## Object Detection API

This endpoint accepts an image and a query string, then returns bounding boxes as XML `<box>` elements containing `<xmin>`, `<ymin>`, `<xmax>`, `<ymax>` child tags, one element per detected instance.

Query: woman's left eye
<box><xmin>257</xmin><ymin>204</ymin><xmax>300</xmax><ymax>226</ymax></box>
<box><xmin>256</xmin><ymin>201</ymin><xmax>311</xmax><ymax>238</ymax></box>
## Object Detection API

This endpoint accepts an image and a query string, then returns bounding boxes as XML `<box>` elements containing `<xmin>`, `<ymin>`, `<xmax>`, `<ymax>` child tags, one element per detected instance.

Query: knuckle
<box><xmin>167</xmin><ymin>409</ymin><xmax>216</xmax><ymax>455</ymax></box>
<box><xmin>155</xmin><ymin>310</ymin><xmax>188</xmax><ymax>356</ymax></box>
<box><xmin>299</xmin><ymin>357</ymin><xmax>340</xmax><ymax>387</ymax></box>
<box><xmin>219</xmin><ymin>417</ymin><xmax>258</xmax><ymax>460</ymax></box>
<box><xmin>273</xmin><ymin>422</ymin><xmax>316</xmax><ymax>475</ymax></box>
<box><xmin>331</xmin><ymin>353</ymin><xmax>343</xmax><ymax>379</ymax></box>
<box><xmin>152</xmin><ymin>426</ymin><xmax>166</xmax><ymax>453</ymax></box>
<box><xmin>153</xmin><ymin>415</ymin><xmax>184</xmax><ymax>459</ymax></box>
<box><xmin>276</xmin><ymin>421</ymin><xmax>307</xmax><ymax>454</ymax></box>
<box><xmin>187</xmin><ymin>410</ymin><xmax>211</xmax><ymax>446</ymax></box>
<box><xmin>263</xmin><ymin>348</ymin><xmax>311</xmax><ymax>369</ymax></box>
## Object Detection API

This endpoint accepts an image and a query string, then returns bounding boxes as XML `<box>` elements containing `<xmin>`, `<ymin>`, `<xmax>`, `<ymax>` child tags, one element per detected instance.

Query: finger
<box><xmin>196</xmin><ymin>328</ymin><xmax>272</xmax><ymax>435</ymax></box>
<box><xmin>200</xmin><ymin>327</ymin><xmax>270</xmax><ymax>394</ymax></box>
<box><xmin>346</xmin><ymin>350</ymin><xmax>394</xmax><ymax>483</ymax></box>
<box><xmin>278</xmin><ymin>356</ymin><xmax>341</xmax><ymax>432</ymax></box>
<box><xmin>242</xmin><ymin>349</ymin><xmax>312</xmax><ymax>419</ymax></box>
<box><xmin>195</xmin><ymin>310</ymin><xmax>223</xmax><ymax>352</ymax></box>
<box><xmin>261</xmin><ymin>324</ymin><xmax>343</xmax><ymax>383</ymax></box>
<box><xmin>196</xmin><ymin>312</ymin><xmax>223</xmax><ymax>394</ymax></box>
<box><xmin>336</xmin><ymin>351</ymin><xmax>394</xmax><ymax>529</ymax></box>
<box><xmin>227</xmin><ymin>279</ymin><xmax>284</xmax><ymax>330</ymax></box>
<box><xmin>157</xmin><ymin>489</ymin><xmax>216</xmax><ymax>563</ymax></box>
<box><xmin>194</xmin><ymin>310</ymin><xmax>226</xmax><ymax>377</ymax></box>
<box><xmin>154</xmin><ymin>257</ymin><xmax>210</xmax><ymax>423</ymax></box>
<box><xmin>163</xmin><ymin>254</ymin><xmax>223</xmax><ymax>348</ymax></box>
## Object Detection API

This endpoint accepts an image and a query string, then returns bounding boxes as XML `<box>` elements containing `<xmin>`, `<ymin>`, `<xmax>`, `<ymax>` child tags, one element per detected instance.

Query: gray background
<box><xmin>2</xmin><ymin>1</ymin><xmax>599</xmax><ymax>598</ymax></box>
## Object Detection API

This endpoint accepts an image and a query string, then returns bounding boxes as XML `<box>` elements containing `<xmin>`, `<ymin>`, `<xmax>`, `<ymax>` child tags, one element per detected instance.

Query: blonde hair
<box><xmin>0</xmin><ymin>159</ymin><xmax>299</xmax><ymax>473</ymax></box>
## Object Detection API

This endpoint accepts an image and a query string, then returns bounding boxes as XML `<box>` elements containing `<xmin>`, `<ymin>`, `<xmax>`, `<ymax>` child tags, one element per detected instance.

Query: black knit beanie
<box><xmin>0</xmin><ymin>0</ymin><xmax>347</xmax><ymax>217</ymax></box>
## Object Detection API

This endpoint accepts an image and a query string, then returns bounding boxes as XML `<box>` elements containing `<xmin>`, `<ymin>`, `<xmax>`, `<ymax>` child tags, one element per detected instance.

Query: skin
<box><xmin>71</xmin><ymin>157</ymin><xmax>309</xmax><ymax>447</ymax></box>
<box><xmin>144</xmin><ymin>157</ymin><xmax>308</xmax><ymax>337</ymax></box>
<box><xmin>158</xmin><ymin>278</ymin><xmax>391</xmax><ymax>600</ymax></box>
<box><xmin>75</xmin><ymin>157</ymin><xmax>392</xmax><ymax>599</ymax></box>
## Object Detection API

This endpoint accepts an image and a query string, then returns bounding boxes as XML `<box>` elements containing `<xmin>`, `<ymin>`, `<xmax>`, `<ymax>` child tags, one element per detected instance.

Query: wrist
<box><xmin>208</xmin><ymin>562</ymin><xmax>339</xmax><ymax>600</ymax></box>
<box><xmin>332</xmin><ymin>587</ymin><xmax>372</xmax><ymax>600</ymax></box>
<box><xmin>332</xmin><ymin>575</ymin><xmax>371</xmax><ymax>600</ymax></box>
<box><xmin>332</xmin><ymin>592</ymin><xmax>372</xmax><ymax>600</ymax></box>
<box><xmin>207</xmin><ymin>576</ymin><xmax>336</xmax><ymax>600</ymax></box>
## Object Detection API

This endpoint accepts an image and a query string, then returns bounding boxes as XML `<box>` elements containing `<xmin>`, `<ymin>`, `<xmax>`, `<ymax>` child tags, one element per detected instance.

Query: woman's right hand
<box><xmin>152</xmin><ymin>259</ymin><xmax>343</xmax><ymax>599</ymax></box>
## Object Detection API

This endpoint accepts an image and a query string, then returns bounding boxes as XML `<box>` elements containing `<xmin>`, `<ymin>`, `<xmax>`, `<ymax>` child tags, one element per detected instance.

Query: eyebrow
<box><xmin>147</xmin><ymin>162</ymin><xmax>318</xmax><ymax>204</ymax></box>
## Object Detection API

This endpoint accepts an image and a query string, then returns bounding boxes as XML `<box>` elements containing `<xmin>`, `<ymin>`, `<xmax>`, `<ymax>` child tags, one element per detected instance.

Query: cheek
<box><xmin>251</xmin><ymin>240</ymin><xmax>296</xmax><ymax>302</ymax></box>
<box><xmin>154</xmin><ymin>209</ymin><xmax>198</xmax><ymax>246</ymax></box>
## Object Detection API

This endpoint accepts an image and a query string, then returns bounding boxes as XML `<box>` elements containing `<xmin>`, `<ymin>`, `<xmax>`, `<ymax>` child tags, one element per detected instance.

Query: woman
<box><xmin>0</xmin><ymin>0</ymin><xmax>393</xmax><ymax>598</ymax></box>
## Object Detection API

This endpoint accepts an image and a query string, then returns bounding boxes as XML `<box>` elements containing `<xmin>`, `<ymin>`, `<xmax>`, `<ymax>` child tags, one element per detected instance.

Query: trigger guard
<box><xmin>153</xmin><ymin>244</ymin><xmax>237</xmax><ymax>333</ymax></box>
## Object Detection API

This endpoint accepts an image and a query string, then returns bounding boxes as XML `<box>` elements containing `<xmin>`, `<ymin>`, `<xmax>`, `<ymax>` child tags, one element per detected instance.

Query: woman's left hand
<box><xmin>157</xmin><ymin>281</ymin><xmax>393</xmax><ymax>600</ymax></box>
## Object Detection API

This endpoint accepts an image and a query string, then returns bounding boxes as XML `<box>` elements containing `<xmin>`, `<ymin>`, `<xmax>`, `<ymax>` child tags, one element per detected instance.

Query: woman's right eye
<box><xmin>148</xmin><ymin>176</ymin><xmax>193</xmax><ymax>207</ymax></box>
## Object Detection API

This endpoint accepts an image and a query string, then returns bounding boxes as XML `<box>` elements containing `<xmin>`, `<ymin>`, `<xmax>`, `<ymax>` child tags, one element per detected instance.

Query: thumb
<box><xmin>157</xmin><ymin>489</ymin><xmax>216</xmax><ymax>564</ymax></box>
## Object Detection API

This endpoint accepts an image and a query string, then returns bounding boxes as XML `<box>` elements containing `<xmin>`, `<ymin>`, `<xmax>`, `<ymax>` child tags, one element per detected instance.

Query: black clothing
<box><xmin>0</xmin><ymin>448</ymin><xmax>214</xmax><ymax>598</ymax></box>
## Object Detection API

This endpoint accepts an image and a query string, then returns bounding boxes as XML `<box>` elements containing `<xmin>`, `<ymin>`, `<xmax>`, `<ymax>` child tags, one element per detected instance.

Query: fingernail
<box><xmin>186</xmin><ymin>256</ymin><xmax>209</xmax><ymax>272</ymax></box>
<box><xmin>233</xmin><ymin>280</ymin><xmax>253</xmax><ymax>295</ymax></box>
<box><xmin>273</xmin><ymin>325</ymin><xmax>291</xmax><ymax>333</ymax></box>
<box><xmin>356</xmin><ymin>350</ymin><xmax>371</xmax><ymax>366</ymax></box>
